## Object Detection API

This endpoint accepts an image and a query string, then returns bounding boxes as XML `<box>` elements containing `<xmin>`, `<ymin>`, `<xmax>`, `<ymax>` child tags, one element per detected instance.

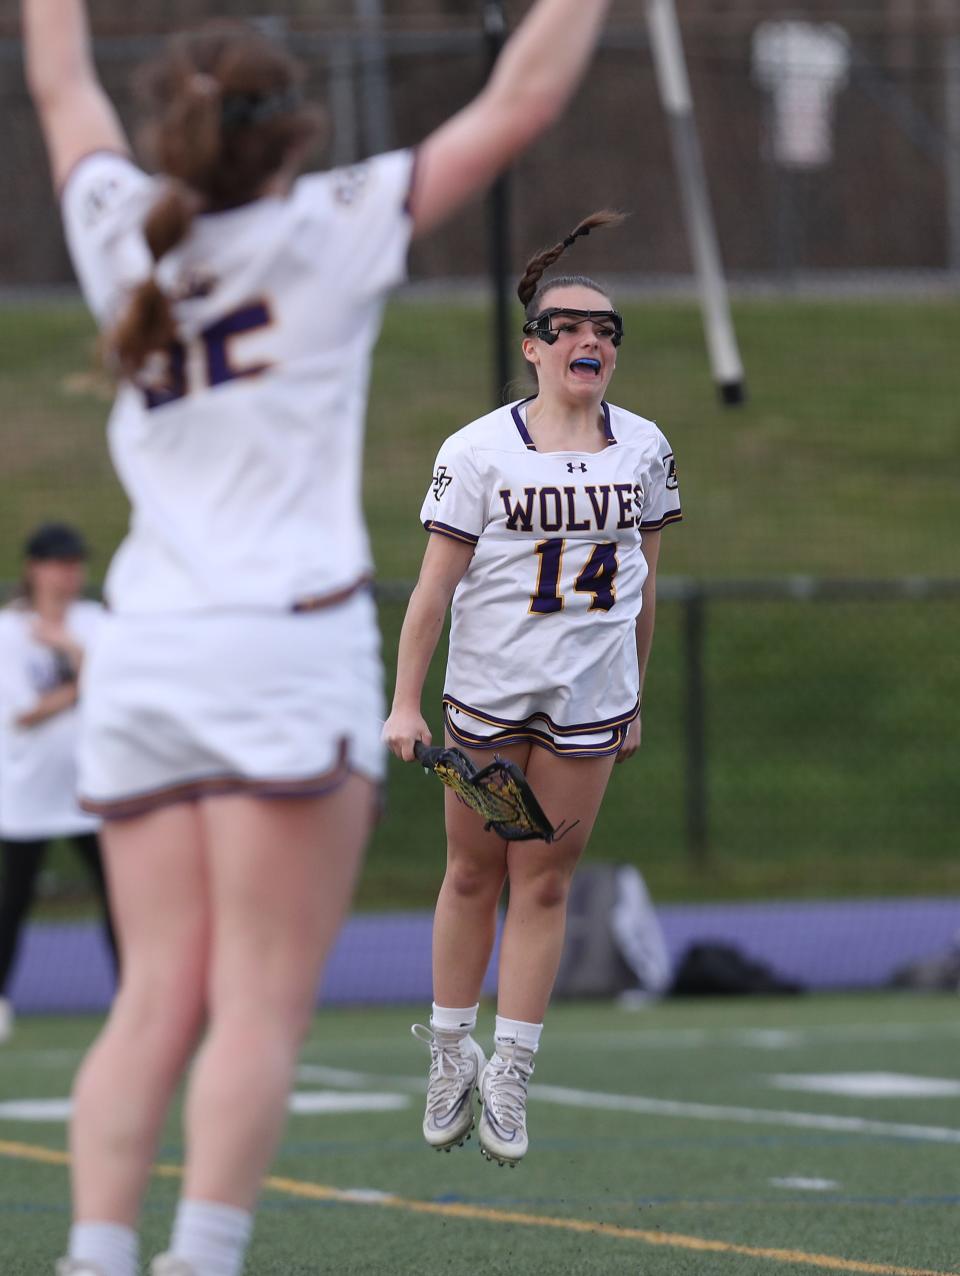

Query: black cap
<box><xmin>23</xmin><ymin>522</ymin><xmax>89</xmax><ymax>562</ymax></box>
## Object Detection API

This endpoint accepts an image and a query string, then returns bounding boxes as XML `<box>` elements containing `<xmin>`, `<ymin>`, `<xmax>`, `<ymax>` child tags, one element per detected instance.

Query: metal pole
<box><xmin>355</xmin><ymin>0</ymin><xmax>393</xmax><ymax>156</ymax></box>
<box><xmin>328</xmin><ymin>37</ymin><xmax>359</xmax><ymax>168</ymax></box>
<box><xmin>946</xmin><ymin>37</ymin><xmax>960</xmax><ymax>274</ymax></box>
<box><xmin>484</xmin><ymin>0</ymin><xmax>514</xmax><ymax>406</ymax></box>
<box><xmin>645</xmin><ymin>0</ymin><xmax>746</xmax><ymax>405</ymax></box>
<box><xmin>682</xmin><ymin>589</ymin><xmax>709</xmax><ymax>866</ymax></box>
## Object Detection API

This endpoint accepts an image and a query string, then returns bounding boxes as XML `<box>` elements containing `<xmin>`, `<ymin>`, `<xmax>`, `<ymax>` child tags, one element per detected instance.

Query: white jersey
<box><xmin>0</xmin><ymin>601</ymin><xmax>103</xmax><ymax>839</ymax></box>
<box><xmin>62</xmin><ymin>148</ymin><xmax>415</xmax><ymax>614</ymax></box>
<box><xmin>420</xmin><ymin>399</ymin><xmax>682</xmax><ymax>738</ymax></box>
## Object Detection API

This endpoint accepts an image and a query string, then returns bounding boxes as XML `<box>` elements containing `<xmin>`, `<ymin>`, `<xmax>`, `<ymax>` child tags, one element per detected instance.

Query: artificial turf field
<box><xmin>3</xmin><ymin>994</ymin><xmax>960</xmax><ymax>1274</ymax></box>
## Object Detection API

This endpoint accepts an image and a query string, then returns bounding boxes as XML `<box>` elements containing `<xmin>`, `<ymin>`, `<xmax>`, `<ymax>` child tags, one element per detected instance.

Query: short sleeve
<box><xmin>420</xmin><ymin>438</ymin><xmax>487</xmax><ymax>547</ymax></box>
<box><xmin>639</xmin><ymin>430</ymin><xmax>683</xmax><ymax>532</ymax></box>
<box><xmin>61</xmin><ymin>152</ymin><xmax>155</xmax><ymax>325</ymax></box>
<box><xmin>316</xmin><ymin>149</ymin><xmax>416</xmax><ymax>297</ymax></box>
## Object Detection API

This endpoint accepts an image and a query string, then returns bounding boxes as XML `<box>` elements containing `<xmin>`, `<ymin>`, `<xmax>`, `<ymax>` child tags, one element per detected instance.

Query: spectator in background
<box><xmin>0</xmin><ymin>522</ymin><xmax>116</xmax><ymax>1043</ymax></box>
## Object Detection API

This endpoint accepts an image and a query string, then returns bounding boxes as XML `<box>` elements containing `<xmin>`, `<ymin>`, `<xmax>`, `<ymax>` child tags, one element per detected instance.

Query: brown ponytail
<box><xmin>104</xmin><ymin>21</ymin><xmax>326</xmax><ymax>382</ymax></box>
<box><xmin>107</xmin><ymin>183</ymin><xmax>201</xmax><ymax>380</ymax></box>
<box><xmin>518</xmin><ymin>209</ymin><xmax>626</xmax><ymax>315</ymax></box>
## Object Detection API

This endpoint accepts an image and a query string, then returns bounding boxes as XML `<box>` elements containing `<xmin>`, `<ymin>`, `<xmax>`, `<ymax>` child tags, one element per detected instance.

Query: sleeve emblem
<box><xmin>431</xmin><ymin>465</ymin><xmax>453</xmax><ymax>500</ymax></box>
<box><xmin>333</xmin><ymin>164</ymin><xmax>371</xmax><ymax>207</ymax></box>
<box><xmin>81</xmin><ymin>176</ymin><xmax>123</xmax><ymax>228</ymax></box>
<box><xmin>665</xmin><ymin>455</ymin><xmax>679</xmax><ymax>490</ymax></box>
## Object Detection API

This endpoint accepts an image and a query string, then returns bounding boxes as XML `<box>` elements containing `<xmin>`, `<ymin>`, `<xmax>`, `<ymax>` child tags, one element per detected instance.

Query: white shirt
<box><xmin>0</xmin><ymin>601</ymin><xmax>103</xmax><ymax>839</ymax></box>
<box><xmin>420</xmin><ymin>399</ymin><xmax>682</xmax><ymax>734</ymax></box>
<box><xmin>61</xmin><ymin>148</ymin><xmax>415</xmax><ymax>614</ymax></box>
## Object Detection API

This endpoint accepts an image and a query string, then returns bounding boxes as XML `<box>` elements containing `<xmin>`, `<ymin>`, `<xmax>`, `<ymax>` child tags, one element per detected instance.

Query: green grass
<box><xmin>4</xmin><ymin>995</ymin><xmax>960</xmax><ymax>1273</ymax></box>
<box><xmin>2</xmin><ymin>297</ymin><xmax>959</xmax><ymax>905</ymax></box>
<box><xmin>3</xmin><ymin>297</ymin><xmax>959</xmax><ymax>582</ymax></box>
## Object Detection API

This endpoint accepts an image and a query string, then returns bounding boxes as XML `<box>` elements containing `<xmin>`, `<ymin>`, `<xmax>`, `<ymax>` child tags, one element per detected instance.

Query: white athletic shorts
<box><xmin>78</xmin><ymin>590</ymin><xmax>385</xmax><ymax>819</ymax></box>
<box><xmin>444</xmin><ymin>701</ymin><xmax>629</xmax><ymax>759</ymax></box>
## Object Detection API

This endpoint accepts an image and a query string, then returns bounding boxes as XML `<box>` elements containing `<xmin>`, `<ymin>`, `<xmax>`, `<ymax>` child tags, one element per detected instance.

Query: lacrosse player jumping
<box><xmin>383</xmin><ymin>214</ymin><xmax>683</xmax><ymax>1167</ymax></box>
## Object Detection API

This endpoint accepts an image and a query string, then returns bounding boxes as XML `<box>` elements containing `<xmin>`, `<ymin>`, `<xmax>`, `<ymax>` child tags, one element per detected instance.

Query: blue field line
<box><xmin>427</xmin><ymin>1191</ymin><xmax>960</xmax><ymax>1209</ymax></box>
<box><xmin>178</xmin><ymin>1129</ymin><xmax>960</xmax><ymax>1159</ymax></box>
<box><xmin>9</xmin><ymin>1190</ymin><xmax>960</xmax><ymax>1219</ymax></box>
<box><xmin>151</xmin><ymin>1131</ymin><xmax>960</xmax><ymax>1166</ymax></box>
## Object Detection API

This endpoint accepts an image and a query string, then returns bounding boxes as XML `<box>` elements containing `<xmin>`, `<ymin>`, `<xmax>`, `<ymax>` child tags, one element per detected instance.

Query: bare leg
<box><xmin>497</xmin><ymin>750</ymin><xmax>616</xmax><ymax>1023</ymax></box>
<box><xmin>430</xmin><ymin>737</ymin><xmax>531</xmax><ymax>1009</ymax></box>
<box><xmin>181</xmin><ymin>777</ymin><xmax>375</xmax><ymax>1209</ymax></box>
<box><xmin>72</xmin><ymin>831</ymin><xmax>120</xmax><ymax>978</ymax></box>
<box><xmin>70</xmin><ymin>803</ymin><xmax>209</xmax><ymax>1225</ymax></box>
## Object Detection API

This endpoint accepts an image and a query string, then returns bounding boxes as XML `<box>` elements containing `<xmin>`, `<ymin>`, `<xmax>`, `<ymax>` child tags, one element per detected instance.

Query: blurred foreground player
<box><xmin>384</xmin><ymin>214</ymin><xmax>682</xmax><ymax>1166</ymax></box>
<box><xmin>0</xmin><ymin>523</ymin><xmax>115</xmax><ymax>1044</ymax></box>
<box><xmin>22</xmin><ymin>0</ymin><xmax>614</xmax><ymax>1272</ymax></box>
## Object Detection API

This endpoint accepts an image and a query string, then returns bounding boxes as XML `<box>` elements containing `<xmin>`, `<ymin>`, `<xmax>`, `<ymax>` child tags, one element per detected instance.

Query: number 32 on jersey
<box><xmin>144</xmin><ymin>298</ymin><xmax>274</xmax><ymax>410</ymax></box>
<box><xmin>530</xmin><ymin>539</ymin><xmax>618</xmax><ymax>615</ymax></box>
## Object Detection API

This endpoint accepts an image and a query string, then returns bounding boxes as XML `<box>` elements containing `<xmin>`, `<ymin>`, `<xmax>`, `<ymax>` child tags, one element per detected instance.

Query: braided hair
<box><xmin>107</xmin><ymin>21</ymin><xmax>325</xmax><ymax>381</ymax></box>
<box><xmin>517</xmin><ymin>210</ymin><xmax>626</xmax><ymax>320</ymax></box>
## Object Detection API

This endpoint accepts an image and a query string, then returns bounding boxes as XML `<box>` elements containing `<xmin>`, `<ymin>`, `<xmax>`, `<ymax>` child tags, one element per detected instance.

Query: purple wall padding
<box><xmin>657</xmin><ymin>898</ymin><xmax>960</xmax><ymax>991</ymax></box>
<box><xmin>9</xmin><ymin>898</ymin><xmax>960</xmax><ymax>1012</ymax></box>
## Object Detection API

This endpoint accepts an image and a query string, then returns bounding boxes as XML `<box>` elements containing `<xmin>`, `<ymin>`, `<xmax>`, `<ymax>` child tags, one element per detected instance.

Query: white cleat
<box><xmin>411</xmin><ymin>1023</ymin><xmax>486</xmax><ymax>1151</ymax></box>
<box><xmin>55</xmin><ymin>1264</ymin><xmax>108</xmax><ymax>1276</ymax></box>
<box><xmin>478</xmin><ymin>1042</ymin><xmax>535</xmax><ymax>1167</ymax></box>
<box><xmin>150</xmin><ymin>1257</ymin><xmax>198</xmax><ymax>1276</ymax></box>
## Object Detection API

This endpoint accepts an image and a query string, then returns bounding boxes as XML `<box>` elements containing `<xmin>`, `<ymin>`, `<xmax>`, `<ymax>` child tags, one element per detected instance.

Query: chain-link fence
<box><xmin>17</xmin><ymin>582</ymin><xmax>960</xmax><ymax>911</ymax></box>
<box><xmin>2</xmin><ymin>2</ymin><xmax>960</xmax><ymax>286</ymax></box>
<box><xmin>368</xmin><ymin>581</ymin><xmax>960</xmax><ymax>908</ymax></box>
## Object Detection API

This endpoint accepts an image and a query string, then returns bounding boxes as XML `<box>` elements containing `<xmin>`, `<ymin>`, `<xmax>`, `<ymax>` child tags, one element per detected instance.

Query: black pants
<box><xmin>0</xmin><ymin>832</ymin><xmax>119</xmax><ymax>996</ymax></box>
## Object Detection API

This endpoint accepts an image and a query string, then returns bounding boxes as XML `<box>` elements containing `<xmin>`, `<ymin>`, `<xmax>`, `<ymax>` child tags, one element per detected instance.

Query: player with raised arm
<box><xmin>383</xmin><ymin>213</ymin><xmax>682</xmax><ymax>1167</ymax></box>
<box><xmin>21</xmin><ymin>2</ymin><xmax>613</xmax><ymax>1273</ymax></box>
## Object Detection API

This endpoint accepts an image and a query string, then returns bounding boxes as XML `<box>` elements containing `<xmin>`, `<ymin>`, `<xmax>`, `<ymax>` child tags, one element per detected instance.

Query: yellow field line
<box><xmin>0</xmin><ymin>1138</ymin><xmax>953</xmax><ymax>1276</ymax></box>
<box><xmin>0</xmin><ymin>1139</ymin><xmax>69</xmax><ymax>1169</ymax></box>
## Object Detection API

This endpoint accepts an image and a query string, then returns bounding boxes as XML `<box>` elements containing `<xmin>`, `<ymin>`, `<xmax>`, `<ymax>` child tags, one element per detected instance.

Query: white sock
<box><xmin>494</xmin><ymin>1015</ymin><xmax>543</xmax><ymax>1054</ymax></box>
<box><xmin>170</xmin><ymin>1199</ymin><xmax>253</xmax><ymax>1276</ymax></box>
<box><xmin>430</xmin><ymin>1002</ymin><xmax>479</xmax><ymax>1034</ymax></box>
<box><xmin>68</xmin><ymin>1221</ymin><xmax>138</xmax><ymax>1276</ymax></box>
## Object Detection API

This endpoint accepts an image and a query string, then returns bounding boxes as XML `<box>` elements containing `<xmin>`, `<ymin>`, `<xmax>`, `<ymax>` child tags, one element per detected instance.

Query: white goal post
<box><xmin>644</xmin><ymin>0</ymin><xmax>746</xmax><ymax>404</ymax></box>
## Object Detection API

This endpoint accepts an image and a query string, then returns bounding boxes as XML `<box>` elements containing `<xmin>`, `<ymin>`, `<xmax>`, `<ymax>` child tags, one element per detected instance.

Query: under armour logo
<box><xmin>431</xmin><ymin>465</ymin><xmax>453</xmax><ymax>500</ymax></box>
<box><xmin>567</xmin><ymin>462</ymin><xmax>588</xmax><ymax>473</ymax></box>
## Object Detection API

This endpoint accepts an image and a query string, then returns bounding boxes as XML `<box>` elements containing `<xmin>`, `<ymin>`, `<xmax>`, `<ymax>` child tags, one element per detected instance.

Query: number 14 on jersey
<box><xmin>530</xmin><ymin>539</ymin><xmax>619</xmax><ymax>615</ymax></box>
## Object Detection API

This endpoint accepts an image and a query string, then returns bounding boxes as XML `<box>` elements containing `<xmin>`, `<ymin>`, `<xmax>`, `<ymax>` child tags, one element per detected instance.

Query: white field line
<box><xmin>768</xmin><ymin>1072</ymin><xmax>960</xmax><ymax>1098</ymax></box>
<box><xmin>297</xmin><ymin>1064</ymin><xmax>960</xmax><ymax>1145</ymax></box>
<box><xmin>530</xmin><ymin>1085</ymin><xmax>960</xmax><ymax>1144</ymax></box>
<box><xmin>770</xmin><ymin>1176</ymin><xmax>840</xmax><ymax>1191</ymax></box>
<box><xmin>288</xmin><ymin>1092</ymin><xmax>409</xmax><ymax>1115</ymax></box>
<box><xmin>542</xmin><ymin>1022</ymin><xmax>960</xmax><ymax>1050</ymax></box>
<box><xmin>0</xmin><ymin>1090</ymin><xmax>410</xmax><ymax>1123</ymax></box>
<box><xmin>0</xmin><ymin>1048</ymin><xmax>83</xmax><ymax>1068</ymax></box>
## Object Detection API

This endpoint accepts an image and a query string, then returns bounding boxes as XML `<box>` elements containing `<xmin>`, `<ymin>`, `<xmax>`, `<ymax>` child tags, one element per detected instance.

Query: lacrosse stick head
<box><xmin>413</xmin><ymin>742</ymin><xmax>574</xmax><ymax>843</ymax></box>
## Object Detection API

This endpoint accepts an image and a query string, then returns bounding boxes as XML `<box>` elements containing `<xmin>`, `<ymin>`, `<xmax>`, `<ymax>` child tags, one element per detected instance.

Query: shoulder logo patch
<box><xmin>665</xmin><ymin>455</ymin><xmax>679</xmax><ymax>490</ymax></box>
<box><xmin>431</xmin><ymin>465</ymin><xmax>453</xmax><ymax>500</ymax></box>
<box><xmin>333</xmin><ymin>164</ymin><xmax>371</xmax><ymax>207</ymax></box>
<box><xmin>81</xmin><ymin>176</ymin><xmax>122</xmax><ymax>228</ymax></box>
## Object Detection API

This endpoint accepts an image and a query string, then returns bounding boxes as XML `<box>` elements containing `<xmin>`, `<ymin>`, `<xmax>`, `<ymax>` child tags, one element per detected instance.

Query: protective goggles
<box><xmin>522</xmin><ymin>307</ymin><xmax>624</xmax><ymax>347</ymax></box>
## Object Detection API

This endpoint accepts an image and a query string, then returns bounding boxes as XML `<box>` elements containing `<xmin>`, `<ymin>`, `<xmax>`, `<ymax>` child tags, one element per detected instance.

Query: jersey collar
<box><xmin>510</xmin><ymin>397</ymin><xmax>616</xmax><ymax>452</ymax></box>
